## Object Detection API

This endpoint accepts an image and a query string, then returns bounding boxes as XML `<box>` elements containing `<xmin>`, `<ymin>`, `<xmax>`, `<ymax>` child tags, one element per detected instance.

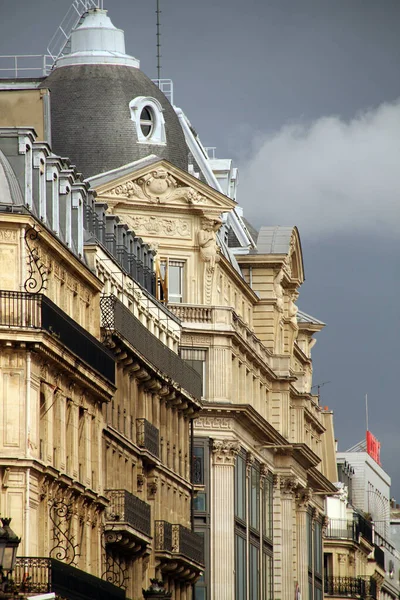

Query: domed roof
<box><xmin>40</xmin><ymin>10</ymin><xmax>188</xmax><ymax>178</ymax></box>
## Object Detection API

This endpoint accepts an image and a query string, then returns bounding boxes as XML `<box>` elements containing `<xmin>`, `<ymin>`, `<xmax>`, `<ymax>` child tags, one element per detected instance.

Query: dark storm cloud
<box><xmin>239</xmin><ymin>100</ymin><xmax>400</xmax><ymax>236</ymax></box>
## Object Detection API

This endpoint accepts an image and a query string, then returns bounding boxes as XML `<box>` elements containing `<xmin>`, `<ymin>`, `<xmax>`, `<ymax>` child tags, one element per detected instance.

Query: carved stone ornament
<box><xmin>212</xmin><ymin>439</ymin><xmax>240</xmax><ymax>465</ymax></box>
<box><xmin>295</xmin><ymin>486</ymin><xmax>313</xmax><ymax>508</ymax></box>
<box><xmin>126</xmin><ymin>215</ymin><xmax>191</xmax><ymax>238</ymax></box>
<box><xmin>280</xmin><ymin>476</ymin><xmax>297</xmax><ymax>496</ymax></box>
<box><xmin>110</xmin><ymin>169</ymin><xmax>207</xmax><ymax>205</ymax></box>
<box><xmin>198</xmin><ymin>218</ymin><xmax>222</xmax><ymax>272</ymax></box>
<box><xmin>195</xmin><ymin>416</ymin><xmax>233</xmax><ymax>430</ymax></box>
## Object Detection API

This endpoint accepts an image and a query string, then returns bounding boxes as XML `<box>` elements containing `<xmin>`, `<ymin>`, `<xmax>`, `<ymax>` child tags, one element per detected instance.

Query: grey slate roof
<box><xmin>297</xmin><ymin>310</ymin><xmax>325</xmax><ymax>326</ymax></box>
<box><xmin>256</xmin><ymin>226</ymin><xmax>294</xmax><ymax>254</ymax></box>
<box><xmin>40</xmin><ymin>64</ymin><xmax>188</xmax><ymax>179</ymax></box>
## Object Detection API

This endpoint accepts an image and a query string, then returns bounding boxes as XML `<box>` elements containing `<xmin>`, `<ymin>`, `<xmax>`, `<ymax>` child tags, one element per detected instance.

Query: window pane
<box><xmin>314</xmin><ymin>521</ymin><xmax>322</xmax><ymax>575</ymax></box>
<box><xmin>194</xmin><ymin>587</ymin><xmax>206</xmax><ymax>600</ymax></box>
<box><xmin>263</xmin><ymin>553</ymin><xmax>273</xmax><ymax>600</ymax></box>
<box><xmin>169</xmin><ymin>264</ymin><xmax>182</xmax><ymax>301</ymax></box>
<box><xmin>193</xmin><ymin>492</ymin><xmax>206</xmax><ymax>511</ymax></box>
<box><xmin>263</xmin><ymin>477</ymin><xmax>273</xmax><ymax>539</ymax></box>
<box><xmin>307</xmin><ymin>512</ymin><xmax>313</xmax><ymax>569</ymax></box>
<box><xmin>250</xmin><ymin>466</ymin><xmax>260</xmax><ymax>531</ymax></box>
<box><xmin>235</xmin><ymin>534</ymin><xmax>247</xmax><ymax>600</ymax></box>
<box><xmin>193</xmin><ymin>446</ymin><xmax>204</xmax><ymax>485</ymax></box>
<box><xmin>235</xmin><ymin>454</ymin><xmax>246</xmax><ymax>521</ymax></box>
<box><xmin>249</xmin><ymin>544</ymin><xmax>259</xmax><ymax>600</ymax></box>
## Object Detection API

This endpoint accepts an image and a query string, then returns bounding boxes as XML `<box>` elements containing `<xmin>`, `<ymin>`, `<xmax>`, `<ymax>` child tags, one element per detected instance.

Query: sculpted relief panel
<box><xmin>124</xmin><ymin>215</ymin><xmax>192</xmax><ymax>239</ymax></box>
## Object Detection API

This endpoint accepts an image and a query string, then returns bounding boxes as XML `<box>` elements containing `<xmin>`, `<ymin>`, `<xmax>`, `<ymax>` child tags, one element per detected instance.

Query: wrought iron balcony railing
<box><xmin>13</xmin><ymin>557</ymin><xmax>125</xmax><ymax>599</ymax></box>
<box><xmin>100</xmin><ymin>295</ymin><xmax>202</xmax><ymax>399</ymax></box>
<box><xmin>325</xmin><ymin>518</ymin><xmax>358</xmax><ymax>541</ymax></box>
<box><xmin>106</xmin><ymin>489</ymin><xmax>151</xmax><ymax>538</ymax></box>
<box><xmin>324</xmin><ymin>576</ymin><xmax>377</xmax><ymax>598</ymax></box>
<box><xmin>174</xmin><ymin>524</ymin><xmax>204</xmax><ymax>565</ymax></box>
<box><xmin>136</xmin><ymin>418</ymin><xmax>160</xmax><ymax>458</ymax></box>
<box><xmin>155</xmin><ymin>520</ymin><xmax>173</xmax><ymax>553</ymax></box>
<box><xmin>155</xmin><ymin>521</ymin><xmax>204</xmax><ymax>566</ymax></box>
<box><xmin>324</xmin><ymin>576</ymin><xmax>366</xmax><ymax>597</ymax></box>
<box><xmin>0</xmin><ymin>290</ymin><xmax>115</xmax><ymax>384</ymax></box>
<box><xmin>356</xmin><ymin>512</ymin><xmax>373</xmax><ymax>545</ymax></box>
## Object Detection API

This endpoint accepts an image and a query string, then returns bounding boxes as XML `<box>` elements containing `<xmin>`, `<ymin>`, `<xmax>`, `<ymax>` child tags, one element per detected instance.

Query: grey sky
<box><xmin>1</xmin><ymin>0</ymin><xmax>400</xmax><ymax>495</ymax></box>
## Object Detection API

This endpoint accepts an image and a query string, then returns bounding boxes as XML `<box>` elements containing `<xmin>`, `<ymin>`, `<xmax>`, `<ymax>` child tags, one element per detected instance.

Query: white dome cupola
<box><xmin>55</xmin><ymin>8</ymin><xmax>140</xmax><ymax>69</ymax></box>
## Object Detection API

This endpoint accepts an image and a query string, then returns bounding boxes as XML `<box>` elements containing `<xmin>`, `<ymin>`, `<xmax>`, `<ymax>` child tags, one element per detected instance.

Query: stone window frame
<box><xmin>129</xmin><ymin>96</ymin><xmax>166</xmax><ymax>145</ymax></box>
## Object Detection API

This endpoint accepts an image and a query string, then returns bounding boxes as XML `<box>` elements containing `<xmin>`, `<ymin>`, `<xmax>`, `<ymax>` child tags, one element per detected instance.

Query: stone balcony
<box><xmin>169</xmin><ymin>303</ymin><xmax>291</xmax><ymax>377</ymax></box>
<box><xmin>155</xmin><ymin>520</ymin><xmax>204</xmax><ymax>582</ymax></box>
<box><xmin>105</xmin><ymin>489</ymin><xmax>152</xmax><ymax>554</ymax></box>
<box><xmin>0</xmin><ymin>289</ymin><xmax>115</xmax><ymax>384</ymax></box>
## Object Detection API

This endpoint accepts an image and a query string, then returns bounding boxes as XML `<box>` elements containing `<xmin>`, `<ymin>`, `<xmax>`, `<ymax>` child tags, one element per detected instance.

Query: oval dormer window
<box><xmin>129</xmin><ymin>96</ymin><xmax>166</xmax><ymax>145</ymax></box>
<box><xmin>140</xmin><ymin>106</ymin><xmax>154</xmax><ymax>138</ymax></box>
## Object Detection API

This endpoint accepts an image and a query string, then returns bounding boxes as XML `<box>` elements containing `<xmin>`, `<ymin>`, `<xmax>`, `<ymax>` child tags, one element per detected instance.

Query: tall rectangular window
<box><xmin>180</xmin><ymin>347</ymin><xmax>207</xmax><ymax>396</ymax></box>
<box><xmin>249</xmin><ymin>465</ymin><xmax>260</xmax><ymax>531</ymax></box>
<box><xmin>249</xmin><ymin>544</ymin><xmax>259</xmax><ymax>600</ymax></box>
<box><xmin>263</xmin><ymin>476</ymin><xmax>273</xmax><ymax>540</ymax></box>
<box><xmin>235</xmin><ymin>453</ymin><xmax>246</xmax><ymax>522</ymax></box>
<box><xmin>158</xmin><ymin>258</ymin><xmax>185</xmax><ymax>303</ymax></box>
<box><xmin>235</xmin><ymin>534</ymin><xmax>247</xmax><ymax>600</ymax></box>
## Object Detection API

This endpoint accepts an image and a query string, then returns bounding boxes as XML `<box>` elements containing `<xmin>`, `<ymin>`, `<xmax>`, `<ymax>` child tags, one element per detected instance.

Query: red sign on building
<box><xmin>366</xmin><ymin>430</ymin><xmax>381</xmax><ymax>466</ymax></box>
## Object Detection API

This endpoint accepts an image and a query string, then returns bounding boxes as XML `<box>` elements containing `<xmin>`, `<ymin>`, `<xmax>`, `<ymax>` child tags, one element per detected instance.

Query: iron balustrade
<box><xmin>0</xmin><ymin>290</ymin><xmax>115</xmax><ymax>384</ymax></box>
<box><xmin>173</xmin><ymin>524</ymin><xmax>204</xmax><ymax>565</ymax></box>
<box><xmin>356</xmin><ymin>512</ymin><xmax>373</xmax><ymax>545</ymax></box>
<box><xmin>324</xmin><ymin>576</ymin><xmax>366</xmax><ymax>597</ymax></box>
<box><xmin>100</xmin><ymin>295</ymin><xmax>202</xmax><ymax>399</ymax></box>
<box><xmin>106</xmin><ymin>489</ymin><xmax>151</xmax><ymax>537</ymax></box>
<box><xmin>155</xmin><ymin>520</ymin><xmax>173</xmax><ymax>552</ymax></box>
<box><xmin>136</xmin><ymin>418</ymin><xmax>160</xmax><ymax>458</ymax></box>
<box><xmin>14</xmin><ymin>557</ymin><xmax>125</xmax><ymax>599</ymax></box>
<box><xmin>155</xmin><ymin>521</ymin><xmax>204</xmax><ymax>566</ymax></box>
<box><xmin>325</xmin><ymin>518</ymin><xmax>357</xmax><ymax>541</ymax></box>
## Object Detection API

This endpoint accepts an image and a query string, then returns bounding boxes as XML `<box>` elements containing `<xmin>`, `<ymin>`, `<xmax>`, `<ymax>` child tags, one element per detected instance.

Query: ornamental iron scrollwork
<box><xmin>49</xmin><ymin>496</ymin><xmax>79</xmax><ymax>565</ymax></box>
<box><xmin>100</xmin><ymin>294</ymin><xmax>117</xmax><ymax>346</ymax></box>
<box><xmin>101</xmin><ymin>526</ymin><xmax>130</xmax><ymax>590</ymax></box>
<box><xmin>24</xmin><ymin>225</ymin><xmax>47</xmax><ymax>294</ymax></box>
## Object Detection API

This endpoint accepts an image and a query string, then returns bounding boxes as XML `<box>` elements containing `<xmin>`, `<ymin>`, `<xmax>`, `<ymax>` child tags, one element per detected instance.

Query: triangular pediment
<box><xmin>90</xmin><ymin>158</ymin><xmax>236</xmax><ymax>217</ymax></box>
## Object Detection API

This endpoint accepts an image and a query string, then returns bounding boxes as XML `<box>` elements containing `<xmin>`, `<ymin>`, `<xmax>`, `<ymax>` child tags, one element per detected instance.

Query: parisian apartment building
<box><xmin>0</xmin><ymin>2</ymin><xmax>393</xmax><ymax>600</ymax></box>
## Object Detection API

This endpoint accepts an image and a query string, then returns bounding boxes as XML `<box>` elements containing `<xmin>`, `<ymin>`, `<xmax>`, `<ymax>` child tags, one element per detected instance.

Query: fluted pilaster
<box><xmin>211</xmin><ymin>439</ymin><xmax>240</xmax><ymax>600</ymax></box>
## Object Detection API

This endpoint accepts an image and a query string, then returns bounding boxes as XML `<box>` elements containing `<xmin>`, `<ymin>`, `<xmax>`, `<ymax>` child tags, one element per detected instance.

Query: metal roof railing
<box><xmin>0</xmin><ymin>54</ymin><xmax>53</xmax><ymax>78</ymax></box>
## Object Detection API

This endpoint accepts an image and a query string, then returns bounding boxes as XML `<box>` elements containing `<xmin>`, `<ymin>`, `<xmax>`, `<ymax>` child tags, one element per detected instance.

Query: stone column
<box><xmin>280</xmin><ymin>477</ymin><xmax>297</xmax><ymax>600</ymax></box>
<box><xmin>211</xmin><ymin>439</ymin><xmax>240</xmax><ymax>600</ymax></box>
<box><xmin>296</xmin><ymin>487</ymin><xmax>312</xmax><ymax>600</ymax></box>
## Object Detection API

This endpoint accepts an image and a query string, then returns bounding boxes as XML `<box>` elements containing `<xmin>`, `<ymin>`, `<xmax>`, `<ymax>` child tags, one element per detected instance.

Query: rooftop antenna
<box><xmin>156</xmin><ymin>0</ymin><xmax>161</xmax><ymax>80</ymax></box>
<box><xmin>365</xmin><ymin>393</ymin><xmax>369</xmax><ymax>431</ymax></box>
<box><xmin>311</xmin><ymin>380</ymin><xmax>331</xmax><ymax>401</ymax></box>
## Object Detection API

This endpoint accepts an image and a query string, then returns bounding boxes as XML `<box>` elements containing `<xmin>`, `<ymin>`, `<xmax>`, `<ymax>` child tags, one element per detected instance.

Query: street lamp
<box><xmin>0</xmin><ymin>518</ymin><xmax>21</xmax><ymax>598</ymax></box>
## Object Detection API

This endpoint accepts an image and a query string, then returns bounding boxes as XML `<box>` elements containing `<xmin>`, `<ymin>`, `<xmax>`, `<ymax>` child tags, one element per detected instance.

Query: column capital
<box><xmin>280</xmin><ymin>476</ymin><xmax>298</xmax><ymax>496</ymax></box>
<box><xmin>212</xmin><ymin>439</ymin><xmax>240</xmax><ymax>466</ymax></box>
<box><xmin>295</xmin><ymin>486</ymin><xmax>313</xmax><ymax>509</ymax></box>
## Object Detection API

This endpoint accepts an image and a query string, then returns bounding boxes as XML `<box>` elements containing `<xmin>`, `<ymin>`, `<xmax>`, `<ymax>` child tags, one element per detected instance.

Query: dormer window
<box><xmin>129</xmin><ymin>96</ymin><xmax>166</xmax><ymax>144</ymax></box>
<box><xmin>140</xmin><ymin>107</ymin><xmax>153</xmax><ymax>138</ymax></box>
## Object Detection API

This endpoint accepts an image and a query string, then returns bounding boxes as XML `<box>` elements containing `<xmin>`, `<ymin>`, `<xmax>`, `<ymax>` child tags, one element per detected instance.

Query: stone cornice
<box><xmin>307</xmin><ymin>466</ymin><xmax>338</xmax><ymax>494</ymax></box>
